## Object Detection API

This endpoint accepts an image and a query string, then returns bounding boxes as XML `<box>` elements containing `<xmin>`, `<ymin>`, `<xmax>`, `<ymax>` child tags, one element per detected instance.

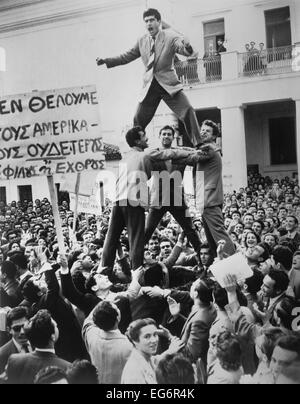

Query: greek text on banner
<box><xmin>0</xmin><ymin>85</ymin><xmax>105</xmax><ymax>180</ymax></box>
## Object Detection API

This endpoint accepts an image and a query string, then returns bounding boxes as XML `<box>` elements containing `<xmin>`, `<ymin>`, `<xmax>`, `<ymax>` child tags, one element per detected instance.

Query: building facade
<box><xmin>0</xmin><ymin>0</ymin><xmax>299</xmax><ymax>202</ymax></box>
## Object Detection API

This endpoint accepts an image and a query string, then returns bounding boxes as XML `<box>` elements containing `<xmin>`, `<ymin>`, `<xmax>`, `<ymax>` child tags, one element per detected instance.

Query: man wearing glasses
<box><xmin>0</xmin><ymin>307</ymin><xmax>31</xmax><ymax>375</ymax></box>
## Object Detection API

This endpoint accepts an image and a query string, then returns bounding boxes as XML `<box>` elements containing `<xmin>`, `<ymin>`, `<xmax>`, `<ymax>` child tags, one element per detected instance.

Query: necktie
<box><xmin>145</xmin><ymin>37</ymin><xmax>156</xmax><ymax>82</ymax></box>
<box><xmin>21</xmin><ymin>344</ymin><xmax>30</xmax><ymax>353</ymax></box>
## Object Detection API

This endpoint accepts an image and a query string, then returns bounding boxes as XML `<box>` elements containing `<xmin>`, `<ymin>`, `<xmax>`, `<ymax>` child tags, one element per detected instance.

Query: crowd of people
<box><xmin>1</xmin><ymin>161</ymin><xmax>300</xmax><ymax>384</ymax></box>
<box><xmin>243</xmin><ymin>41</ymin><xmax>268</xmax><ymax>75</ymax></box>
<box><xmin>0</xmin><ymin>6</ymin><xmax>299</xmax><ymax>386</ymax></box>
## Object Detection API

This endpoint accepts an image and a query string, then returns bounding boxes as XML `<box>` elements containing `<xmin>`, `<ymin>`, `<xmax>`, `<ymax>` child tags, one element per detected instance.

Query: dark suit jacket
<box><xmin>6</xmin><ymin>351</ymin><xmax>70</xmax><ymax>384</ymax></box>
<box><xmin>104</xmin><ymin>29</ymin><xmax>194</xmax><ymax>101</ymax></box>
<box><xmin>27</xmin><ymin>270</ymin><xmax>88</xmax><ymax>362</ymax></box>
<box><xmin>18</xmin><ymin>273</ymin><xmax>33</xmax><ymax>295</ymax></box>
<box><xmin>0</xmin><ymin>340</ymin><xmax>18</xmax><ymax>374</ymax></box>
<box><xmin>180</xmin><ymin>304</ymin><xmax>217</xmax><ymax>363</ymax></box>
<box><xmin>195</xmin><ymin>149</ymin><xmax>224</xmax><ymax>208</ymax></box>
<box><xmin>167</xmin><ymin>290</ymin><xmax>217</xmax><ymax>363</ymax></box>
<box><xmin>280</xmin><ymin>232</ymin><xmax>300</xmax><ymax>248</ymax></box>
<box><xmin>60</xmin><ymin>272</ymin><xmax>132</xmax><ymax>334</ymax></box>
<box><xmin>264</xmin><ymin>293</ymin><xmax>288</xmax><ymax>327</ymax></box>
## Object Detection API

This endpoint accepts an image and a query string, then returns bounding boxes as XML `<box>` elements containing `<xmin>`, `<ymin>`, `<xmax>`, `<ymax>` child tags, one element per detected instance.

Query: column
<box><xmin>296</xmin><ymin>100</ymin><xmax>300</xmax><ymax>185</ymax></box>
<box><xmin>221</xmin><ymin>106</ymin><xmax>248</xmax><ymax>193</ymax></box>
<box><xmin>221</xmin><ymin>51</ymin><xmax>239</xmax><ymax>81</ymax></box>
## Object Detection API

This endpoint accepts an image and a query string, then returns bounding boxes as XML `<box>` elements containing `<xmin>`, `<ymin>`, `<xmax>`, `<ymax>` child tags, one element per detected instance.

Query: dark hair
<box><xmin>149</xmin><ymin>235</ymin><xmax>160</xmax><ymax>243</ymax></box>
<box><xmin>213</xmin><ymin>283</ymin><xmax>247</xmax><ymax>310</ymax></box>
<box><xmin>143</xmin><ymin>8</ymin><xmax>161</xmax><ymax>21</ymax></box>
<box><xmin>276</xmin><ymin>297</ymin><xmax>298</xmax><ymax>330</ymax></box>
<box><xmin>200</xmin><ymin>243</ymin><xmax>212</xmax><ymax>252</ymax></box>
<box><xmin>156</xmin><ymin>354</ymin><xmax>195</xmax><ymax>384</ymax></box>
<box><xmin>245</xmin><ymin>268</ymin><xmax>264</xmax><ymax>294</ymax></box>
<box><xmin>67</xmin><ymin>360</ymin><xmax>99</xmax><ymax>385</ymax></box>
<box><xmin>287</xmin><ymin>215</ymin><xmax>299</xmax><ymax>226</ymax></box>
<box><xmin>34</xmin><ymin>367</ymin><xmax>68</xmax><ymax>385</ymax></box>
<box><xmin>213</xmin><ymin>284</ymin><xmax>228</xmax><ymax>310</ymax></box>
<box><xmin>268</xmin><ymin>270</ymin><xmax>290</xmax><ymax>294</ymax></box>
<box><xmin>144</xmin><ymin>263</ymin><xmax>164</xmax><ymax>287</ymax></box>
<box><xmin>6</xmin><ymin>306</ymin><xmax>29</xmax><ymax>329</ymax></box>
<box><xmin>85</xmin><ymin>274</ymin><xmax>97</xmax><ymax>294</ymax></box>
<box><xmin>257</xmin><ymin>242</ymin><xmax>271</xmax><ymax>262</ymax></box>
<box><xmin>25</xmin><ymin>310</ymin><xmax>55</xmax><ymax>349</ymax></box>
<box><xmin>216</xmin><ymin>332</ymin><xmax>242</xmax><ymax>371</ymax></box>
<box><xmin>258</xmin><ymin>328</ymin><xmax>285</xmax><ymax>363</ymax></box>
<box><xmin>253</xmin><ymin>220</ymin><xmax>265</xmax><ymax>230</ymax></box>
<box><xmin>125</xmin><ymin>126</ymin><xmax>144</xmax><ymax>148</ymax></box>
<box><xmin>159</xmin><ymin>125</ymin><xmax>175</xmax><ymax>137</ymax></box>
<box><xmin>245</xmin><ymin>231</ymin><xmax>260</xmax><ymax>246</ymax></box>
<box><xmin>126</xmin><ymin>318</ymin><xmax>157</xmax><ymax>343</ymax></box>
<box><xmin>275</xmin><ymin>334</ymin><xmax>300</xmax><ymax>358</ymax></box>
<box><xmin>71</xmin><ymin>271</ymin><xmax>87</xmax><ymax>295</ymax></box>
<box><xmin>9</xmin><ymin>253</ymin><xmax>28</xmax><ymax>270</ymax></box>
<box><xmin>93</xmin><ymin>301</ymin><xmax>119</xmax><ymax>332</ymax></box>
<box><xmin>22</xmin><ymin>279</ymin><xmax>41</xmax><ymax>302</ymax></box>
<box><xmin>194</xmin><ymin>280</ymin><xmax>213</xmax><ymax>306</ymax></box>
<box><xmin>272</xmin><ymin>246</ymin><xmax>293</xmax><ymax>271</ymax></box>
<box><xmin>201</xmin><ymin>120</ymin><xmax>220</xmax><ymax>138</ymax></box>
<box><xmin>160</xmin><ymin>237</ymin><xmax>172</xmax><ymax>245</ymax></box>
<box><xmin>1</xmin><ymin>261</ymin><xmax>18</xmax><ymax>280</ymax></box>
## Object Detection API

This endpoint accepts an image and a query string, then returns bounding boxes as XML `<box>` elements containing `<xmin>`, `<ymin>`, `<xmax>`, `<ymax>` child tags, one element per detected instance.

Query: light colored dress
<box><xmin>121</xmin><ymin>348</ymin><xmax>158</xmax><ymax>384</ymax></box>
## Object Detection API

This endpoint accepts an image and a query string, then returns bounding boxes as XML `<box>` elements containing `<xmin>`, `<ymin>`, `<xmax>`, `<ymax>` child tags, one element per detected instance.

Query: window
<box><xmin>0</xmin><ymin>187</ymin><xmax>6</xmax><ymax>204</ymax></box>
<box><xmin>265</xmin><ymin>7</ymin><xmax>292</xmax><ymax>49</ymax></box>
<box><xmin>18</xmin><ymin>185</ymin><xmax>33</xmax><ymax>204</ymax></box>
<box><xmin>269</xmin><ymin>117</ymin><xmax>296</xmax><ymax>165</ymax></box>
<box><xmin>203</xmin><ymin>19</ymin><xmax>225</xmax><ymax>54</ymax></box>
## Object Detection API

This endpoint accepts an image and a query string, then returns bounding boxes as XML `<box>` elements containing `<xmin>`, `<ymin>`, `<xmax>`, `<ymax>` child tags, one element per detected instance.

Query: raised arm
<box><xmin>97</xmin><ymin>42</ymin><xmax>141</xmax><ymax>68</ymax></box>
<box><xmin>59</xmin><ymin>255</ymin><xmax>87</xmax><ymax>312</ymax></box>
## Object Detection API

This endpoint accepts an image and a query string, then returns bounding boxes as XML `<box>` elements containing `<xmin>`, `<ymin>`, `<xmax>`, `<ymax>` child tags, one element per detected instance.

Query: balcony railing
<box><xmin>175</xmin><ymin>56</ymin><xmax>222</xmax><ymax>86</ymax></box>
<box><xmin>174</xmin><ymin>45</ymin><xmax>298</xmax><ymax>87</ymax></box>
<box><xmin>238</xmin><ymin>45</ymin><xmax>295</xmax><ymax>77</ymax></box>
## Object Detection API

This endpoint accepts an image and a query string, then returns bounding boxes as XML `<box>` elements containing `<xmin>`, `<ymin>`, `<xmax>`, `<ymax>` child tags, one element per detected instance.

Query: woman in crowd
<box><xmin>121</xmin><ymin>318</ymin><xmax>184</xmax><ymax>384</ymax></box>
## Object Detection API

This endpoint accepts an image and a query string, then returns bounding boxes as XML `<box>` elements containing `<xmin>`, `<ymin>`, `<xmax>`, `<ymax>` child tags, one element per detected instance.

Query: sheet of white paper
<box><xmin>210</xmin><ymin>252</ymin><xmax>253</xmax><ymax>288</ymax></box>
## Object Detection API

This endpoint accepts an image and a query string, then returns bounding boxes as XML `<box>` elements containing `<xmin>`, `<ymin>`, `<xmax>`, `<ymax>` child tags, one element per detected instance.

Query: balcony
<box><xmin>174</xmin><ymin>44</ymin><xmax>299</xmax><ymax>88</ymax></box>
<box><xmin>175</xmin><ymin>56</ymin><xmax>222</xmax><ymax>85</ymax></box>
<box><xmin>238</xmin><ymin>45</ymin><xmax>296</xmax><ymax>77</ymax></box>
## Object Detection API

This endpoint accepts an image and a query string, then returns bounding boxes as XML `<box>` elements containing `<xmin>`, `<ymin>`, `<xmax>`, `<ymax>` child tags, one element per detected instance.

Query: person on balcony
<box><xmin>259</xmin><ymin>43</ymin><xmax>268</xmax><ymax>74</ymax></box>
<box><xmin>96</xmin><ymin>8</ymin><xmax>202</xmax><ymax>148</ymax></box>
<box><xmin>217</xmin><ymin>39</ymin><xmax>227</xmax><ymax>54</ymax></box>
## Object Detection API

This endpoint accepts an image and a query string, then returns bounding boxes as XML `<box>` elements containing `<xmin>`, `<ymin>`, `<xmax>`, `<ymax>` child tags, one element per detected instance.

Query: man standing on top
<box><xmin>96</xmin><ymin>8</ymin><xmax>202</xmax><ymax>147</ymax></box>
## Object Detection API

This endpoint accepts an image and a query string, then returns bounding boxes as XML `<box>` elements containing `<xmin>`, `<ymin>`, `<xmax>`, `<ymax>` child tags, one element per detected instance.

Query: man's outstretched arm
<box><xmin>96</xmin><ymin>42</ymin><xmax>141</xmax><ymax>68</ymax></box>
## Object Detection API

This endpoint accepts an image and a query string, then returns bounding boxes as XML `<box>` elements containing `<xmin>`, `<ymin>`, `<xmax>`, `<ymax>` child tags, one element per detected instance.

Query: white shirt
<box><xmin>12</xmin><ymin>338</ymin><xmax>32</xmax><ymax>354</ymax></box>
<box><xmin>35</xmin><ymin>348</ymin><xmax>56</xmax><ymax>354</ymax></box>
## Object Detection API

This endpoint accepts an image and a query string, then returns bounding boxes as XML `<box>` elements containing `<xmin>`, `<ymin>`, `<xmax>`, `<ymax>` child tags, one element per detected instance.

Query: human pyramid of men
<box><xmin>0</xmin><ymin>8</ymin><xmax>300</xmax><ymax>385</ymax></box>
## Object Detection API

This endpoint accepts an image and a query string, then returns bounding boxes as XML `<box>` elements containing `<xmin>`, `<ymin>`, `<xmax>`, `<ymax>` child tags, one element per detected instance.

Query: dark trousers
<box><xmin>102</xmin><ymin>203</ymin><xmax>145</xmax><ymax>271</ymax></box>
<box><xmin>202</xmin><ymin>206</ymin><xmax>236</xmax><ymax>257</ymax></box>
<box><xmin>134</xmin><ymin>79</ymin><xmax>201</xmax><ymax>147</ymax></box>
<box><xmin>145</xmin><ymin>206</ymin><xmax>202</xmax><ymax>253</ymax></box>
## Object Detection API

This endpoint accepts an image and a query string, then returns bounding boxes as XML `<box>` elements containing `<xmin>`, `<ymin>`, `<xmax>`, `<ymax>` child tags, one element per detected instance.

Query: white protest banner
<box><xmin>69</xmin><ymin>192</ymin><xmax>102</xmax><ymax>216</ymax></box>
<box><xmin>0</xmin><ymin>85</ymin><xmax>105</xmax><ymax>180</ymax></box>
<box><xmin>210</xmin><ymin>252</ymin><xmax>253</xmax><ymax>288</ymax></box>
